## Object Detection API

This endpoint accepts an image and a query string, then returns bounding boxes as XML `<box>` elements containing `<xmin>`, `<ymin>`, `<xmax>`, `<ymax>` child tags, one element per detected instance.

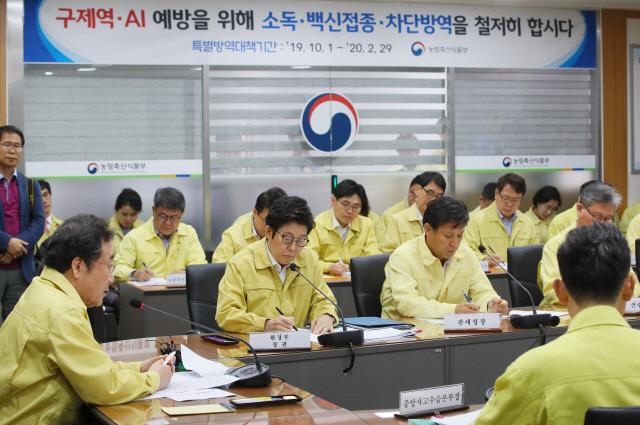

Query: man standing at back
<box><xmin>0</xmin><ymin>125</ymin><xmax>45</xmax><ymax>321</ymax></box>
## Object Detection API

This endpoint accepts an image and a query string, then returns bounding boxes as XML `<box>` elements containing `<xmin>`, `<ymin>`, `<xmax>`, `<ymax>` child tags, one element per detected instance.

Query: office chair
<box><xmin>350</xmin><ymin>253</ymin><xmax>391</xmax><ymax>317</ymax></box>
<box><xmin>205</xmin><ymin>250</ymin><xmax>214</xmax><ymax>264</ymax></box>
<box><xmin>506</xmin><ymin>244</ymin><xmax>545</xmax><ymax>308</ymax></box>
<box><xmin>635</xmin><ymin>239</ymin><xmax>639</xmax><ymax>275</ymax></box>
<box><xmin>185</xmin><ymin>262</ymin><xmax>227</xmax><ymax>333</ymax></box>
<box><xmin>584</xmin><ymin>406</ymin><xmax>640</xmax><ymax>425</ymax></box>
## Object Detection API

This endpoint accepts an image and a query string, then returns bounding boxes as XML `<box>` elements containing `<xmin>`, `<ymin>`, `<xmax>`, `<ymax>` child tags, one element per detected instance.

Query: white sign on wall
<box><xmin>25</xmin><ymin>159</ymin><xmax>203</xmax><ymax>179</ymax></box>
<box><xmin>25</xmin><ymin>0</ymin><xmax>596</xmax><ymax>69</ymax></box>
<box><xmin>456</xmin><ymin>155</ymin><xmax>596</xmax><ymax>172</ymax></box>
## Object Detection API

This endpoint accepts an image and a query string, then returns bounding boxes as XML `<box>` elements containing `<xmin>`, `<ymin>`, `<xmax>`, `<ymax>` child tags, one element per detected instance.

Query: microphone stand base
<box><xmin>510</xmin><ymin>314</ymin><xmax>560</xmax><ymax>329</ymax></box>
<box><xmin>318</xmin><ymin>330</ymin><xmax>365</xmax><ymax>347</ymax></box>
<box><xmin>226</xmin><ymin>364</ymin><xmax>272</xmax><ymax>388</ymax></box>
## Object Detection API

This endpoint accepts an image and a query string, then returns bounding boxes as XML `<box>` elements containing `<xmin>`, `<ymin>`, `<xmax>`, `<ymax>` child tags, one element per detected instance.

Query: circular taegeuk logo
<box><xmin>411</xmin><ymin>42</ymin><xmax>425</xmax><ymax>56</ymax></box>
<box><xmin>300</xmin><ymin>93</ymin><xmax>359</xmax><ymax>153</ymax></box>
<box><xmin>503</xmin><ymin>157</ymin><xmax>512</xmax><ymax>168</ymax></box>
<box><xmin>87</xmin><ymin>163</ymin><xmax>98</xmax><ymax>174</ymax></box>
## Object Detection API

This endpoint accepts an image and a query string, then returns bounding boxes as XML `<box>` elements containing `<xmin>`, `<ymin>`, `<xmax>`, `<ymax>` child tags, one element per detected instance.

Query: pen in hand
<box><xmin>141</xmin><ymin>260</ymin><xmax>149</xmax><ymax>269</ymax></box>
<box><xmin>163</xmin><ymin>351</ymin><xmax>176</xmax><ymax>366</ymax></box>
<box><xmin>462</xmin><ymin>290</ymin><xmax>472</xmax><ymax>303</ymax></box>
<box><xmin>275</xmin><ymin>307</ymin><xmax>298</xmax><ymax>331</ymax></box>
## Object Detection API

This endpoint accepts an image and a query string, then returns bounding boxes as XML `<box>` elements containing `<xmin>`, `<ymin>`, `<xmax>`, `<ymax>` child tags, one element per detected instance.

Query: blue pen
<box><xmin>462</xmin><ymin>290</ymin><xmax>471</xmax><ymax>303</ymax></box>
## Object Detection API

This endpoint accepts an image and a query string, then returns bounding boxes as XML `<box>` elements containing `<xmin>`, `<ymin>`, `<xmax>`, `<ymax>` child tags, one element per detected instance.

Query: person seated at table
<box><xmin>381</xmin><ymin>174</ymin><xmax>420</xmax><ymax>228</ymax></box>
<box><xmin>469</xmin><ymin>182</ymin><xmax>497</xmax><ymax>218</ymax></box>
<box><xmin>212</xmin><ymin>187</ymin><xmax>287</xmax><ymax>263</ymax></box>
<box><xmin>524</xmin><ymin>185</ymin><xmax>561</xmax><ymax>244</ymax></box>
<box><xmin>539</xmin><ymin>182</ymin><xmax>640</xmax><ymax>305</ymax></box>
<box><xmin>114</xmin><ymin>187</ymin><xmax>206</xmax><ymax>282</ymax></box>
<box><xmin>108</xmin><ymin>188</ymin><xmax>145</xmax><ymax>256</ymax></box>
<box><xmin>231</xmin><ymin>187</ymin><xmax>287</xmax><ymax>226</ymax></box>
<box><xmin>0</xmin><ymin>214</ymin><xmax>174</xmax><ymax>425</ymax></box>
<box><xmin>36</xmin><ymin>180</ymin><xmax>63</xmax><ymax>248</ymax></box>
<box><xmin>620</xmin><ymin>200</ymin><xmax>640</xmax><ymax>237</ymax></box>
<box><xmin>308</xmin><ymin>179</ymin><xmax>379</xmax><ymax>275</ymax></box>
<box><xmin>216</xmin><ymin>196</ymin><xmax>339</xmax><ymax>334</ymax></box>
<box><xmin>547</xmin><ymin>180</ymin><xmax>621</xmax><ymax>240</ymax></box>
<box><xmin>462</xmin><ymin>172</ymin><xmax>538</xmax><ymax>266</ymax></box>
<box><xmin>380</xmin><ymin>197</ymin><xmax>508</xmax><ymax>319</ymax></box>
<box><xmin>365</xmin><ymin>208</ymin><xmax>386</xmax><ymax>252</ymax></box>
<box><xmin>626</xmin><ymin>212</ymin><xmax>640</xmax><ymax>254</ymax></box>
<box><xmin>383</xmin><ymin>172</ymin><xmax>446</xmax><ymax>253</ymax></box>
<box><xmin>473</xmin><ymin>224</ymin><xmax>640</xmax><ymax>425</ymax></box>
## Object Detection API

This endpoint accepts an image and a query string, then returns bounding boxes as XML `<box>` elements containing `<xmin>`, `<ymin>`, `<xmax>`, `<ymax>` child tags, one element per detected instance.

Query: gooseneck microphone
<box><xmin>289</xmin><ymin>263</ymin><xmax>364</xmax><ymax>347</ymax></box>
<box><xmin>478</xmin><ymin>245</ymin><xmax>560</xmax><ymax>329</ymax></box>
<box><xmin>129</xmin><ymin>299</ymin><xmax>272</xmax><ymax>387</ymax></box>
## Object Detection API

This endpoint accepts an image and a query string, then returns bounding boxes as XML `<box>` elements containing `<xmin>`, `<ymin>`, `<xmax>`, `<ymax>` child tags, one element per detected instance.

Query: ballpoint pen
<box><xmin>275</xmin><ymin>307</ymin><xmax>298</xmax><ymax>331</ymax></box>
<box><xmin>462</xmin><ymin>290</ymin><xmax>472</xmax><ymax>303</ymax></box>
<box><xmin>141</xmin><ymin>260</ymin><xmax>149</xmax><ymax>269</ymax></box>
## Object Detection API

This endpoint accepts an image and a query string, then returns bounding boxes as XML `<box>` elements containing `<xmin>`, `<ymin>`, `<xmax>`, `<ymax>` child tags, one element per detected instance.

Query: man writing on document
<box><xmin>216</xmin><ymin>196</ymin><xmax>339</xmax><ymax>334</ymax></box>
<box><xmin>538</xmin><ymin>182</ymin><xmax>640</xmax><ymax>305</ymax></box>
<box><xmin>0</xmin><ymin>215</ymin><xmax>173</xmax><ymax>425</ymax></box>
<box><xmin>114</xmin><ymin>187</ymin><xmax>206</xmax><ymax>282</ymax></box>
<box><xmin>380</xmin><ymin>197</ymin><xmax>508</xmax><ymax>319</ymax></box>
<box><xmin>473</xmin><ymin>224</ymin><xmax>640</xmax><ymax>425</ymax></box>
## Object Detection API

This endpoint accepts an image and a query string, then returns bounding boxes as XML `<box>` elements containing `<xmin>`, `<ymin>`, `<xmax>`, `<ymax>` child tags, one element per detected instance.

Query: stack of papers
<box><xmin>129</xmin><ymin>277</ymin><xmax>167</xmax><ymax>286</ymax></box>
<box><xmin>309</xmin><ymin>327</ymin><xmax>417</xmax><ymax>344</ymax></box>
<box><xmin>431</xmin><ymin>410</ymin><xmax>482</xmax><ymax>424</ymax></box>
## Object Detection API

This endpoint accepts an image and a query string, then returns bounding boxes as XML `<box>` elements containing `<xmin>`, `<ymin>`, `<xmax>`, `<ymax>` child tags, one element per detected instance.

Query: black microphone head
<box><xmin>130</xmin><ymin>299</ymin><xmax>144</xmax><ymax>309</ymax></box>
<box><xmin>289</xmin><ymin>262</ymin><xmax>299</xmax><ymax>272</ymax></box>
<box><xmin>478</xmin><ymin>245</ymin><xmax>487</xmax><ymax>253</ymax></box>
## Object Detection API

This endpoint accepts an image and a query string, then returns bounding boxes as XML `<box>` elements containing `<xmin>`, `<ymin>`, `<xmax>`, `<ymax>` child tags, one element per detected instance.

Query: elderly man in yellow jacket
<box><xmin>383</xmin><ymin>172</ymin><xmax>446</xmax><ymax>253</ymax></box>
<box><xmin>212</xmin><ymin>187</ymin><xmax>287</xmax><ymax>263</ymax></box>
<box><xmin>36</xmin><ymin>180</ymin><xmax>63</xmax><ymax>247</ymax></box>
<box><xmin>463</xmin><ymin>173</ymin><xmax>538</xmax><ymax>265</ymax></box>
<box><xmin>216</xmin><ymin>196</ymin><xmax>338</xmax><ymax>334</ymax></box>
<box><xmin>308</xmin><ymin>179</ymin><xmax>379</xmax><ymax>275</ymax></box>
<box><xmin>539</xmin><ymin>182</ymin><xmax>640</xmax><ymax>305</ymax></box>
<box><xmin>381</xmin><ymin>197</ymin><xmax>508</xmax><ymax>319</ymax></box>
<box><xmin>0</xmin><ymin>214</ymin><xmax>174</xmax><ymax>425</ymax></box>
<box><xmin>114</xmin><ymin>187</ymin><xmax>206</xmax><ymax>281</ymax></box>
<box><xmin>381</xmin><ymin>174</ymin><xmax>421</xmax><ymax>228</ymax></box>
<box><xmin>473</xmin><ymin>224</ymin><xmax>640</xmax><ymax>425</ymax></box>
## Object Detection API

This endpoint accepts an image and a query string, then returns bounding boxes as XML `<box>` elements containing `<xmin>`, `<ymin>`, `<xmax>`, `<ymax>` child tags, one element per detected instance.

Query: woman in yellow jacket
<box><xmin>523</xmin><ymin>185</ymin><xmax>561</xmax><ymax>244</ymax></box>
<box><xmin>108</xmin><ymin>189</ymin><xmax>145</xmax><ymax>256</ymax></box>
<box><xmin>308</xmin><ymin>179</ymin><xmax>379</xmax><ymax>275</ymax></box>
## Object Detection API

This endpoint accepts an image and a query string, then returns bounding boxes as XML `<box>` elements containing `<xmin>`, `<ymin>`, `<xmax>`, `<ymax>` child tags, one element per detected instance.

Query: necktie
<box><xmin>45</xmin><ymin>221</ymin><xmax>50</xmax><ymax>233</ymax></box>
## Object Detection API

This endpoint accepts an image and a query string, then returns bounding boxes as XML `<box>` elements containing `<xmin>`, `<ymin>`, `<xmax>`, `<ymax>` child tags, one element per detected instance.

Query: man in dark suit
<box><xmin>0</xmin><ymin>125</ymin><xmax>45</xmax><ymax>321</ymax></box>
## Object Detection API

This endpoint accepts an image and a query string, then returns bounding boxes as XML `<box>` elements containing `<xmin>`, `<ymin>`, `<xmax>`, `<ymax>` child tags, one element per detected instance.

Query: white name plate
<box><xmin>166</xmin><ymin>274</ymin><xmax>186</xmax><ymax>286</ymax></box>
<box><xmin>399</xmin><ymin>384</ymin><xmax>464</xmax><ymax>416</ymax></box>
<box><xmin>444</xmin><ymin>313</ymin><xmax>501</xmax><ymax>331</ymax></box>
<box><xmin>249</xmin><ymin>331</ymin><xmax>310</xmax><ymax>351</ymax></box>
<box><xmin>479</xmin><ymin>261</ymin><xmax>489</xmax><ymax>272</ymax></box>
<box><xmin>626</xmin><ymin>298</ymin><xmax>640</xmax><ymax>313</ymax></box>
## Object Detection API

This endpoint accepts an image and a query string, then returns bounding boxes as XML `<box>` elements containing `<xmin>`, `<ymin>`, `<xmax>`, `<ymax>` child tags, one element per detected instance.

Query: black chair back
<box><xmin>205</xmin><ymin>250</ymin><xmax>214</xmax><ymax>264</ymax></box>
<box><xmin>585</xmin><ymin>406</ymin><xmax>640</xmax><ymax>425</ymax></box>
<box><xmin>635</xmin><ymin>239</ymin><xmax>640</xmax><ymax>273</ymax></box>
<box><xmin>350</xmin><ymin>253</ymin><xmax>391</xmax><ymax>317</ymax></box>
<box><xmin>185</xmin><ymin>263</ymin><xmax>227</xmax><ymax>332</ymax></box>
<box><xmin>506</xmin><ymin>244</ymin><xmax>545</xmax><ymax>308</ymax></box>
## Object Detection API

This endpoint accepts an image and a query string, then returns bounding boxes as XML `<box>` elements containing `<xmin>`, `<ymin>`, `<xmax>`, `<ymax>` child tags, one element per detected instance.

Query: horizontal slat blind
<box><xmin>24</xmin><ymin>65</ymin><xmax>202</xmax><ymax>162</ymax></box>
<box><xmin>454</xmin><ymin>68</ymin><xmax>596</xmax><ymax>156</ymax></box>
<box><xmin>209</xmin><ymin>66</ymin><xmax>447</xmax><ymax>174</ymax></box>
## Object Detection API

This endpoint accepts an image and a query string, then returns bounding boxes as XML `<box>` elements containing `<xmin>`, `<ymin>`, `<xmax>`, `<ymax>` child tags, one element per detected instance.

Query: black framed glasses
<box><xmin>584</xmin><ymin>206</ymin><xmax>615</xmax><ymax>224</ymax></box>
<box><xmin>338</xmin><ymin>200</ymin><xmax>362</xmax><ymax>212</ymax></box>
<box><xmin>498</xmin><ymin>193</ymin><xmax>522</xmax><ymax>204</ymax></box>
<box><xmin>421</xmin><ymin>187</ymin><xmax>444</xmax><ymax>199</ymax></box>
<box><xmin>275</xmin><ymin>229</ymin><xmax>309</xmax><ymax>247</ymax></box>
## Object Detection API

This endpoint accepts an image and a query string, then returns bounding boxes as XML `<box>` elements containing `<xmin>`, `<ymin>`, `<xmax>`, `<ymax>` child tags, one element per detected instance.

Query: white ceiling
<box><xmin>313</xmin><ymin>0</ymin><xmax>640</xmax><ymax>10</ymax></box>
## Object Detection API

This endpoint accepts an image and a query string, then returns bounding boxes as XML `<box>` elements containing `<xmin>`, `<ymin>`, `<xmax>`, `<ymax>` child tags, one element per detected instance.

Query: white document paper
<box><xmin>433</xmin><ymin>409</ymin><xmax>482</xmax><ymax>425</ymax></box>
<box><xmin>169</xmin><ymin>388</ymin><xmax>235</xmax><ymax>402</ymax></box>
<box><xmin>128</xmin><ymin>277</ymin><xmax>167</xmax><ymax>286</ymax></box>
<box><xmin>415</xmin><ymin>318</ymin><xmax>445</xmax><ymax>325</ymax></box>
<box><xmin>137</xmin><ymin>374</ymin><xmax>239</xmax><ymax>401</ymax></box>
<box><xmin>310</xmin><ymin>327</ymin><xmax>416</xmax><ymax>345</ymax></box>
<box><xmin>508</xmin><ymin>310</ymin><xmax>569</xmax><ymax>317</ymax></box>
<box><xmin>180</xmin><ymin>345</ymin><xmax>229</xmax><ymax>377</ymax></box>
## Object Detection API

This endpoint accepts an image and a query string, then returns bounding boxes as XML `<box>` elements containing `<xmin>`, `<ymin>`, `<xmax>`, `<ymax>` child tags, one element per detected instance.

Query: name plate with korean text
<box><xmin>399</xmin><ymin>384</ymin><xmax>465</xmax><ymax>416</ymax></box>
<box><xmin>444</xmin><ymin>313</ymin><xmax>502</xmax><ymax>331</ymax></box>
<box><xmin>166</xmin><ymin>274</ymin><xmax>186</xmax><ymax>286</ymax></box>
<box><xmin>479</xmin><ymin>261</ymin><xmax>489</xmax><ymax>272</ymax></box>
<box><xmin>249</xmin><ymin>331</ymin><xmax>311</xmax><ymax>351</ymax></box>
<box><xmin>626</xmin><ymin>298</ymin><xmax>640</xmax><ymax>313</ymax></box>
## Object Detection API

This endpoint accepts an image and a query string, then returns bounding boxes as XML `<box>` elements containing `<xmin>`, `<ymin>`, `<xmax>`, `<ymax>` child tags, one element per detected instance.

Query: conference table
<box><xmin>118</xmin><ymin>268</ymin><xmax>508</xmax><ymax>340</ymax></box>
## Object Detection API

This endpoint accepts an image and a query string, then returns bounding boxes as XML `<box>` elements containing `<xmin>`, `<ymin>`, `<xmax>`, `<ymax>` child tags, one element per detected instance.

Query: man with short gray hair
<box><xmin>114</xmin><ymin>187</ymin><xmax>206</xmax><ymax>282</ymax></box>
<box><xmin>538</xmin><ymin>182</ymin><xmax>640</xmax><ymax>305</ymax></box>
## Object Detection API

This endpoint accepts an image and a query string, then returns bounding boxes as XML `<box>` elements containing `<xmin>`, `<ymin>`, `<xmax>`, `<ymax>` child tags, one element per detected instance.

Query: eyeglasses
<box><xmin>338</xmin><ymin>200</ymin><xmax>361</xmax><ymax>212</ymax></box>
<box><xmin>1</xmin><ymin>143</ymin><xmax>22</xmax><ymax>152</ymax></box>
<box><xmin>540</xmin><ymin>205</ymin><xmax>557</xmax><ymax>214</ymax></box>
<box><xmin>276</xmin><ymin>229</ymin><xmax>309</xmax><ymax>247</ymax></box>
<box><xmin>255</xmin><ymin>212</ymin><xmax>266</xmax><ymax>223</ymax></box>
<box><xmin>499</xmin><ymin>194</ymin><xmax>522</xmax><ymax>204</ymax></box>
<box><xmin>96</xmin><ymin>260</ymin><xmax>116</xmax><ymax>275</ymax></box>
<box><xmin>41</xmin><ymin>191</ymin><xmax>51</xmax><ymax>199</ymax></box>
<box><xmin>158</xmin><ymin>213</ymin><xmax>181</xmax><ymax>223</ymax></box>
<box><xmin>421</xmin><ymin>187</ymin><xmax>444</xmax><ymax>200</ymax></box>
<box><xmin>584</xmin><ymin>206</ymin><xmax>615</xmax><ymax>224</ymax></box>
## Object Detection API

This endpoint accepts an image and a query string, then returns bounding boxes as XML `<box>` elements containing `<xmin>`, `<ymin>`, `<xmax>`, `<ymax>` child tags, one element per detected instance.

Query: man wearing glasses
<box><xmin>538</xmin><ymin>182</ymin><xmax>640</xmax><ymax>305</ymax></box>
<box><xmin>216</xmin><ymin>196</ymin><xmax>339</xmax><ymax>334</ymax></box>
<box><xmin>383</xmin><ymin>172</ymin><xmax>446</xmax><ymax>253</ymax></box>
<box><xmin>212</xmin><ymin>187</ymin><xmax>287</xmax><ymax>263</ymax></box>
<box><xmin>114</xmin><ymin>187</ymin><xmax>206</xmax><ymax>282</ymax></box>
<box><xmin>0</xmin><ymin>215</ymin><xmax>174</xmax><ymax>424</ymax></box>
<box><xmin>308</xmin><ymin>179</ymin><xmax>379</xmax><ymax>275</ymax></box>
<box><xmin>0</xmin><ymin>126</ymin><xmax>45</xmax><ymax>322</ymax></box>
<box><xmin>463</xmin><ymin>172</ymin><xmax>538</xmax><ymax>265</ymax></box>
